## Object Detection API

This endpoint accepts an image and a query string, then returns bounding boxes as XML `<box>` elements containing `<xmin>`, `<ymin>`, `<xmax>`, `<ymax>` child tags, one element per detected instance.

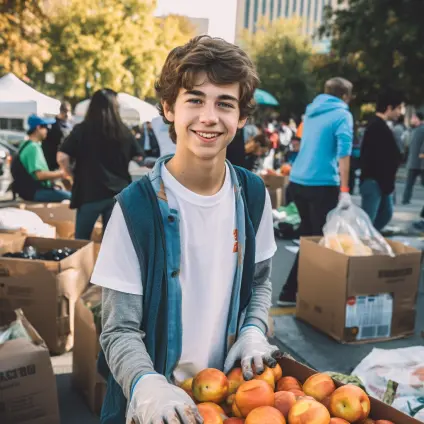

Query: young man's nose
<box><xmin>199</xmin><ymin>104</ymin><xmax>219</xmax><ymax>125</ymax></box>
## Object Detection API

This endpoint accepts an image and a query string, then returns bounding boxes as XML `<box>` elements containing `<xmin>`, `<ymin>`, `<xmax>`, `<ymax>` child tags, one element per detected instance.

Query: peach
<box><xmin>330</xmin><ymin>385</ymin><xmax>370</xmax><ymax>423</ymax></box>
<box><xmin>246</xmin><ymin>406</ymin><xmax>286</xmax><ymax>424</ymax></box>
<box><xmin>274</xmin><ymin>391</ymin><xmax>296</xmax><ymax>419</ymax></box>
<box><xmin>330</xmin><ymin>419</ymin><xmax>350</xmax><ymax>424</ymax></box>
<box><xmin>227</xmin><ymin>368</ymin><xmax>245</xmax><ymax>395</ymax></box>
<box><xmin>254</xmin><ymin>366</ymin><xmax>275</xmax><ymax>388</ymax></box>
<box><xmin>321</xmin><ymin>396</ymin><xmax>331</xmax><ymax>410</ymax></box>
<box><xmin>303</xmin><ymin>374</ymin><xmax>336</xmax><ymax>402</ymax></box>
<box><xmin>235</xmin><ymin>380</ymin><xmax>275</xmax><ymax>417</ymax></box>
<box><xmin>233</xmin><ymin>401</ymin><xmax>243</xmax><ymax>418</ymax></box>
<box><xmin>199</xmin><ymin>402</ymin><xmax>225</xmax><ymax>415</ymax></box>
<box><xmin>193</xmin><ymin>368</ymin><xmax>229</xmax><ymax>403</ymax></box>
<box><xmin>289</xmin><ymin>389</ymin><xmax>306</xmax><ymax>399</ymax></box>
<box><xmin>288</xmin><ymin>398</ymin><xmax>331</xmax><ymax>424</ymax></box>
<box><xmin>273</xmin><ymin>363</ymin><xmax>283</xmax><ymax>381</ymax></box>
<box><xmin>179</xmin><ymin>377</ymin><xmax>194</xmax><ymax>398</ymax></box>
<box><xmin>375</xmin><ymin>421</ymin><xmax>394</xmax><ymax>424</ymax></box>
<box><xmin>224</xmin><ymin>419</ymin><xmax>245</xmax><ymax>423</ymax></box>
<box><xmin>198</xmin><ymin>403</ymin><xmax>224</xmax><ymax>424</ymax></box>
<box><xmin>360</xmin><ymin>419</ymin><xmax>376</xmax><ymax>424</ymax></box>
<box><xmin>277</xmin><ymin>376</ymin><xmax>303</xmax><ymax>392</ymax></box>
<box><xmin>222</xmin><ymin>394</ymin><xmax>235</xmax><ymax>415</ymax></box>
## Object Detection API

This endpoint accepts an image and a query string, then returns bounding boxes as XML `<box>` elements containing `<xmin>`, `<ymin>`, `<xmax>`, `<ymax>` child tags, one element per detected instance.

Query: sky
<box><xmin>155</xmin><ymin>0</ymin><xmax>238</xmax><ymax>43</ymax></box>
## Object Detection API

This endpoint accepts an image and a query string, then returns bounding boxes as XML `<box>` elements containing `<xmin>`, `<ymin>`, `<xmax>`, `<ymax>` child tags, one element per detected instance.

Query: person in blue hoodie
<box><xmin>278</xmin><ymin>77</ymin><xmax>354</xmax><ymax>306</ymax></box>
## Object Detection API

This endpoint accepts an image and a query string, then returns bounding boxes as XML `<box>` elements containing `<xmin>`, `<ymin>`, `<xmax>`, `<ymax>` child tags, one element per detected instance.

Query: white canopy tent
<box><xmin>74</xmin><ymin>92</ymin><xmax>159</xmax><ymax>126</ymax></box>
<box><xmin>0</xmin><ymin>73</ymin><xmax>61</xmax><ymax>120</ymax></box>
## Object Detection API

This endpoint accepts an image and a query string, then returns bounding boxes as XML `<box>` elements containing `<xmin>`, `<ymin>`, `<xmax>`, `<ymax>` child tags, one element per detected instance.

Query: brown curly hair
<box><xmin>155</xmin><ymin>35</ymin><xmax>260</xmax><ymax>143</ymax></box>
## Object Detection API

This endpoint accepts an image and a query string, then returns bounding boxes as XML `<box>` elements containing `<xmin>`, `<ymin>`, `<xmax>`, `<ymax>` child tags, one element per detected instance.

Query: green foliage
<box><xmin>0</xmin><ymin>0</ymin><xmax>50</xmax><ymax>78</ymax></box>
<box><xmin>241</xmin><ymin>18</ymin><xmax>315</xmax><ymax>120</ymax></box>
<box><xmin>319</xmin><ymin>0</ymin><xmax>424</xmax><ymax>105</ymax></box>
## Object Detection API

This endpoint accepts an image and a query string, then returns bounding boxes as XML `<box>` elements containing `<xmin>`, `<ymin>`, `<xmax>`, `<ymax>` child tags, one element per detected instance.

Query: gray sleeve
<box><xmin>100</xmin><ymin>287</ymin><xmax>155</xmax><ymax>400</ymax></box>
<box><xmin>242</xmin><ymin>258</ymin><xmax>272</xmax><ymax>334</ymax></box>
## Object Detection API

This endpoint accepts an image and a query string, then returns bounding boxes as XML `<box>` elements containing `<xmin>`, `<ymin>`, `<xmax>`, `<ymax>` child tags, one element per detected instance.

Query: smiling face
<box><xmin>163</xmin><ymin>72</ymin><xmax>247</xmax><ymax>161</ymax></box>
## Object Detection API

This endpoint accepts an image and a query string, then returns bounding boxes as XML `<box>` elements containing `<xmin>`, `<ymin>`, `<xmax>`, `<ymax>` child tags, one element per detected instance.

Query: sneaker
<box><xmin>277</xmin><ymin>293</ymin><xmax>296</xmax><ymax>307</ymax></box>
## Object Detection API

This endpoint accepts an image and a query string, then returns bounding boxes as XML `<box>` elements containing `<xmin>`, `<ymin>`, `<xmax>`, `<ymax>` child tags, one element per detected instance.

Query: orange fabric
<box><xmin>296</xmin><ymin>122</ymin><xmax>303</xmax><ymax>138</ymax></box>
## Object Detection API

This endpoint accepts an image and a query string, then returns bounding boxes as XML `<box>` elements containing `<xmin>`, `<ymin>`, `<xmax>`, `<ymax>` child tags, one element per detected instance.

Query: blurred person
<box><xmin>245</xmin><ymin>133</ymin><xmax>270</xmax><ymax>172</ymax></box>
<box><xmin>42</xmin><ymin>101</ymin><xmax>72</xmax><ymax>170</ymax></box>
<box><xmin>392</xmin><ymin>114</ymin><xmax>406</xmax><ymax>156</ymax></box>
<box><xmin>285</xmin><ymin>136</ymin><xmax>300</xmax><ymax>165</ymax></box>
<box><xmin>277</xmin><ymin>77</ymin><xmax>354</xmax><ymax>306</ymax></box>
<box><xmin>140</xmin><ymin>121</ymin><xmax>160</xmax><ymax>158</ymax></box>
<box><xmin>402</xmin><ymin>112</ymin><xmax>424</xmax><ymax>205</ymax></box>
<box><xmin>360</xmin><ymin>92</ymin><xmax>403</xmax><ymax>231</ymax></box>
<box><xmin>11</xmin><ymin>115</ymin><xmax>71</xmax><ymax>202</ymax></box>
<box><xmin>57</xmin><ymin>89</ymin><xmax>143</xmax><ymax>240</ymax></box>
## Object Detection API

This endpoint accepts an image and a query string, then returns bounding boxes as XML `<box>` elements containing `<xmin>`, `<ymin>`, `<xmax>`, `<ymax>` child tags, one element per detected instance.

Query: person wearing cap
<box><xmin>42</xmin><ymin>101</ymin><xmax>72</xmax><ymax>170</ymax></box>
<box><xmin>11</xmin><ymin>114</ymin><xmax>72</xmax><ymax>202</ymax></box>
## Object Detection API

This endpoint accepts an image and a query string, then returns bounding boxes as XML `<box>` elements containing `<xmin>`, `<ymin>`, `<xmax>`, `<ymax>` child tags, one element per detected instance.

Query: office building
<box><xmin>236</xmin><ymin>0</ymin><xmax>346</xmax><ymax>41</ymax></box>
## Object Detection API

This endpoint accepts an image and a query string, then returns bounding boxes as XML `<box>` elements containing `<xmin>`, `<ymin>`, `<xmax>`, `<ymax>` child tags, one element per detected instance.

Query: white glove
<box><xmin>127</xmin><ymin>374</ymin><xmax>203</xmax><ymax>424</ymax></box>
<box><xmin>338</xmin><ymin>192</ymin><xmax>352</xmax><ymax>209</ymax></box>
<box><xmin>223</xmin><ymin>326</ymin><xmax>281</xmax><ymax>380</ymax></box>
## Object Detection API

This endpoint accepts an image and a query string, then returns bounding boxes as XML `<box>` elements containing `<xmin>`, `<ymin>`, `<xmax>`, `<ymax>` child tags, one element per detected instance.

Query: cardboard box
<box><xmin>296</xmin><ymin>237</ymin><xmax>422</xmax><ymax>343</ymax></box>
<box><xmin>20</xmin><ymin>203</ymin><xmax>76</xmax><ymax>239</ymax></box>
<box><xmin>0</xmin><ymin>236</ymin><xmax>95</xmax><ymax>353</ymax></box>
<box><xmin>278</xmin><ymin>355</ymin><xmax>421</xmax><ymax>424</ymax></box>
<box><xmin>72</xmin><ymin>286</ymin><xmax>106</xmax><ymax>415</ymax></box>
<box><xmin>261</xmin><ymin>174</ymin><xmax>289</xmax><ymax>209</ymax></box>
<box><xmin>0</xmin><ymin>309</ymin><xmax>60</xmax><ymax>424</ymax></box>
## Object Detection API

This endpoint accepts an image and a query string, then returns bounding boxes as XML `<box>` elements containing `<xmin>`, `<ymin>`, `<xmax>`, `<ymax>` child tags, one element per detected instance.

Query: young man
<box><xmin>11</xmin><ymin>114</ymin><xmax>71</xmax><ymax>202</ymax></box>
<box><xmin>402</xmin><ymin>112</ymin><xmax>424</xmax><ymax>205</ymax></box>
<box><xmin>42</xmin><ymin>101</ymin><xmax>72</xmax><ymax>170</ymax></box>
<box><xmin>91</xmin><ymin>36</ymin><xmax>279</xmax><ymax>424</ymax></box>
<box><xmin>277</xmin><ymin>77</ymin><xmax>354</xmax><ymax>306</ymax></box>
<box><xmin>360</xmin><ymin>93</ymin><xmax>403</xmax><ymax>231</ymax></box>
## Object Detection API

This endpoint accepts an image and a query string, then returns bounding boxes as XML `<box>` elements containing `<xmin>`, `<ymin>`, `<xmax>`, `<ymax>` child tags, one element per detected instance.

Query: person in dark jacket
<box><xmin>360</xmin><ymin>92</ymin><xmax>403</xmax><ymax>231</ymax></box>
<box><xmin>57</xmin><ymin>89</ymin><xmax>143</xmax><ymax>240</ymax></box>
<box><xmin>42</xmin><ymin>101</ymin><xmax>72</xmax><ymax>170</ymax></box>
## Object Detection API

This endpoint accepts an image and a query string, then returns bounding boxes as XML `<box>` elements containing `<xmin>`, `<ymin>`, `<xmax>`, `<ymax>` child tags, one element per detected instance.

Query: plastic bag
<box><xmin>320</xmin><ymin>204</ymin><xmax>394</xmax><ymax>256</ymax></box>
<box><xmin>352</xmin><ymin>347</ymin><xmax>424</xmax><ymax>422</ymax></box>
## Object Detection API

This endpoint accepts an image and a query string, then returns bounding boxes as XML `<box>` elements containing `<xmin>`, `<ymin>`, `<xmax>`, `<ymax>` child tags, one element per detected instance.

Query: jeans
<box><xmin>280</xmin><ymin>183</ymin><xmax>340</xmax><ymax>297</ymax></box>
<box><xmin>33</xmin><ymin>188</ymin><xmax>71</xmax><ymax>202</ymax></box>
<box><xmin>360</xmin><ymin>179</ymin><xmax>393</xmax><ymax>231</ymax></box>
<box><xmin>75</xmin><ymin>198</ymin><xmax>115</xmax><ymax>240</ymax></box>
<box><xmin>402</xmin><ymin>169</ymin><xmax>424</xmax><ymax>204</ymax></box>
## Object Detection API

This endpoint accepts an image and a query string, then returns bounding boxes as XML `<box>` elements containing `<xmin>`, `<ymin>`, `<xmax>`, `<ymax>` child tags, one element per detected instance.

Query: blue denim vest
<box><xmin>98</xmin><ymin>155</ymin><xmax>265</xmax><ymax>423</ymax></box>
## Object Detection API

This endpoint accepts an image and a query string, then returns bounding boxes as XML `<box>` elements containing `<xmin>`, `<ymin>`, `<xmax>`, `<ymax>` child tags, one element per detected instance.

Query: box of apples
<box><xmin>177</xmin><ymin>356</ymin><xmax>420</xmax><ymax>424</ymax></box>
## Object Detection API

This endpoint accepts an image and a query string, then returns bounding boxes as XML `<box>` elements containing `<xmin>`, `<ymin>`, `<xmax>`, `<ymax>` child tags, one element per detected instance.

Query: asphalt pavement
<box><xmin>23</xmin><ymin>177</ymin><xmax>424</xmax><ymax>423</ymax></box>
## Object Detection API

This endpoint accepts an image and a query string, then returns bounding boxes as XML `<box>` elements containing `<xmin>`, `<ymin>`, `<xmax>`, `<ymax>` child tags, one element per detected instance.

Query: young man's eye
<box><xmin>188</xmin><ymin>98</ymin><xmax>202</xmax><ymax>105</ymax></box>
<box><xmin>218</xmin><ymin>102</ymin><xmax>235</xmax><ymax>109</ymax></box>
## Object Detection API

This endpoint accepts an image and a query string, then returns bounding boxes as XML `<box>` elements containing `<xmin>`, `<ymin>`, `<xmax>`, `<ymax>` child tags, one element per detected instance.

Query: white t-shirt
<box><xmin>91</xmin><ymin>164</ymin><xmax>277</xmax><ymax>383</ymax></box>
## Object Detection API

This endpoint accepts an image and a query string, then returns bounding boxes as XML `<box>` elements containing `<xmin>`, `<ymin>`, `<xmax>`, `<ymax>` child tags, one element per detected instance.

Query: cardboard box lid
<box><xmin>20</xmin><ymin>202</ymin><xmax>76</xmax><ymax>221</ymax></box>
<box><xmin>261</xmin><ymin>173</ymin><xmax>288</xmax><ymax>190</ymax></box>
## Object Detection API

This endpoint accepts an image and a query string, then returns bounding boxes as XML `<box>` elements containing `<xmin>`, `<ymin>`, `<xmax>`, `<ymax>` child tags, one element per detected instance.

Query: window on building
<box><xmin>285</xmin><ymin>0</ymin><xmax>289</xmax><ymax>16</ymax></box>
<box><xmin>300</xmin><ymin>0</ymin><xmax>304</xmax><ymax>16</ymax></box>
<box><xmin>245</xmin><ymin>0</ymin><xmax>251</xmax><ymax>28</ymax></box>
<box><xmin>293</xmin><ymin>0</ymin><xmax>297</xmax><ymax>14</ymax></box>
<box><xmin>306</xmin><ymin>0</ymin><xmax>312</xmax><ymax>32</ymax></box>
<box><xmin>11</xmin><ymin>119</ymin><xmax>24</xmax><ymax>131</ymax></box>
<box><xmin>254</xmin><ymin>0</ymin><xmax>259</xmax><ymax>29</ymax></box>
<box><xmin>262</xmin><ymin>0</ymin><xmax>267</xmax><ymax>15</ymax></box>
<box><xmin>277</xmin><ymin>0</ymin><xmax>282</xmax><ymax>16</ymax></box>
<box><xmin>0</xmin><ymin>119</ymin><xmax>8</xmax><ymax>130</ymax></box>
<box><xmin>270</xmin><ymin>0</ymin><xmax>275</xmax><ymax>18</ymax></box>
<box><xmin>314</xmin><ymin>0</ymin><xmax>319</xmax><ymax>23</ymax></box>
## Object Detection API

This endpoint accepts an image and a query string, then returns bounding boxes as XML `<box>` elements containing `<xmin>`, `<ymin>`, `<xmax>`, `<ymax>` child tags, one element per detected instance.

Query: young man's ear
<box><xmin>162</xmin><ymin>101</ymin><xmax>175</xmax><ymax>123</ymax></box>
<box><xmin>237</xmin><ymin>117</ymin><xmax>248</xmax><ymax>129</ymax></box>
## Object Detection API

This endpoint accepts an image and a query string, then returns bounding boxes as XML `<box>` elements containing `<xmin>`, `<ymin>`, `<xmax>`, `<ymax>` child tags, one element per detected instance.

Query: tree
<box><xmin>0</xmin><ymin>0</ymin><xmax>50</xmax><ymax>79</ymax></box>
<box><xmin>320</xmin><ymin>0</ymin><xmax>424</xmax><ymax>105</ymax></box>
<box><xmin>241</xmin><ymin>18</ymin><xmax>315</xmax><ymax>121</ymax></box>
<box><xmin>35</xmin><ymin>0</ymin><xmax>194</xmax><ymax>102</ymax></box>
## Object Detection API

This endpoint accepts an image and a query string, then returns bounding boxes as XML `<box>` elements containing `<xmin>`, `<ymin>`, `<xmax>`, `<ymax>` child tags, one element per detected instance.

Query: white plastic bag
<box><xmin>0</xmin><ymin>208</ymin><xmax>53</xmax><ymax>237</ymax></box>
<box><xmin>352</xmin><ymin>347</ymin><xmax>424</xmax><ymax>421</ymax></box>
<box><xmin>320</xmin><ymin>204</ymin><xmax>394</xmax><ymax>256</ymax></box>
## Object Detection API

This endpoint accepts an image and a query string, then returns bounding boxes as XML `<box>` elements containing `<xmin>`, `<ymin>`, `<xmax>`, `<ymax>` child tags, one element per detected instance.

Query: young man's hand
<box><xmin>223</xmin><ymin>326</ymin><xmax>282</xmax><ymax>381</ymax></box>
<box><xmin>338</xmin><ymin>192</ymin><xmax>352</xmax><ymax>209</ymax></box>
<box><xmin>127</xmin><ymin>374</ymin><xmax>203</xmax><ymax>424</ymax></box>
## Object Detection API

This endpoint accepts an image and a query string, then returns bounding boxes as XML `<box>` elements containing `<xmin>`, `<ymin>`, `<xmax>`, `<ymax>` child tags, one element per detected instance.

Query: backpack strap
<box><xmin>233</xmin><ymin>166</ymin><xmax>266</xmax><ymax>234</ymax></box>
